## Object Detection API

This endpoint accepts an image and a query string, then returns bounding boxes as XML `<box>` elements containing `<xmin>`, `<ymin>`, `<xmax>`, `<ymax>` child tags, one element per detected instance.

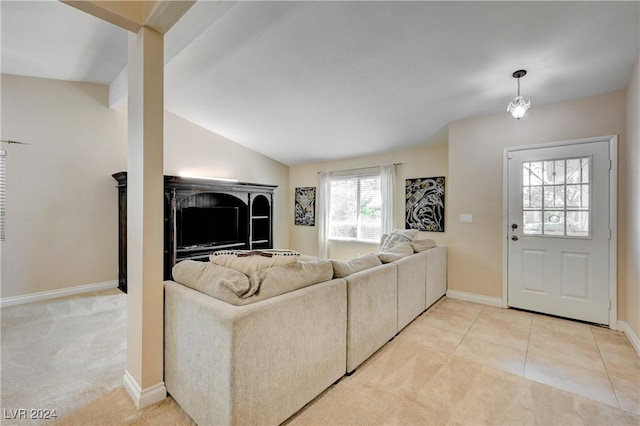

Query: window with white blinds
<box><xmin>0</xmin><ymin>149</ymin><xmax>5</xmax><ymax>241</ymax></box>
<box><xmin>328</xmin><ymin>173</ymin><xmax>382</xmax><ymax>242</ymax></box>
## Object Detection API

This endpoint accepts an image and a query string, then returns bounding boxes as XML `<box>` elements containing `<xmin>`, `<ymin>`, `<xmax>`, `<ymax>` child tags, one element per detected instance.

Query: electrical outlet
<box><xmin>459</xmin><ymin>213</ymin><xmax>473</xmax><ymax>223</ymax></box>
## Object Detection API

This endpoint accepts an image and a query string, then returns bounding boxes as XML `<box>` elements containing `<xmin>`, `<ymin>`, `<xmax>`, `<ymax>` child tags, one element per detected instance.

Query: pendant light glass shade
<box><xmin>507</xmin><ymin>95</ymin><xmax>531</xmax><ymax>119</ymax></box>
<box><xmin>507</xmin><ymin>70</ymin><xmax>531</xmax><ymax>119</ymax></box>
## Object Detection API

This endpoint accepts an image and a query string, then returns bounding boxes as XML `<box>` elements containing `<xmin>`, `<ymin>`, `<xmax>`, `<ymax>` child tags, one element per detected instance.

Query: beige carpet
<box><xmin>1</xmin><ymin>289</ymin><xmax>126</xmax><ymax>425</ymax></box>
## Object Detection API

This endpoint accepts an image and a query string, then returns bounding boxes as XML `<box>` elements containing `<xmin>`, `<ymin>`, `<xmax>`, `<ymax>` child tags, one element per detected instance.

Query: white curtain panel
<box><xmin>0</xmin><ymin>149</ymin><xmax>5</xmax><ymax>241</ymax></box>
<box><xmin>317</xmin><ymin>172</ymin><xmax>330</xmax><ymax>259</ymax></box>
<box><xmin>380</xmin><ymin>164</ymin><xmax>396</xmax><ymax>235</ymax></box>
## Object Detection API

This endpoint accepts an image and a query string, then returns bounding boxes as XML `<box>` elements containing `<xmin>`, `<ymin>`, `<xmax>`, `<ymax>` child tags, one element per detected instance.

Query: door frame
<box><xmin>502</xmin><ymin>135</ymin><xmax>618</xmax><ymax>328</ymax></box>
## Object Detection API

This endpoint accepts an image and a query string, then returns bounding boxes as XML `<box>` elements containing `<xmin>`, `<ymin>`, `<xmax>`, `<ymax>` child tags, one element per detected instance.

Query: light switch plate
<box><xmin>459</xmin><ymin>213</ymin><xmax>473</xmax><ymax>223</ymax></box>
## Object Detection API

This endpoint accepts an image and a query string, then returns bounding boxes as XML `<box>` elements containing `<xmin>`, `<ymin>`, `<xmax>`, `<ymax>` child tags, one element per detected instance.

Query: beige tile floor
<box><xmin>3</xmin><ymin>291</ymin><xmax>638</xmax><ymax>425</ymax></box>
<box><xmin>411</xmin><ymin>297</ymin><xmax>640</xmax><ymax>414</ymax></box>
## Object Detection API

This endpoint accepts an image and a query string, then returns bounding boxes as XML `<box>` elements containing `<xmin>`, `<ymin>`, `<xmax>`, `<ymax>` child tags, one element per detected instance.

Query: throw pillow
<box><xmin>379</xmin><ymin>229</ymin><xmax>419</xmax><ymax>251</ymax></box>
<box><xmin>210</xmin><ymin>249</ymin><xmax>300</xmax><ymax>275</ymax></box>
<box><xmin>331</xmin><ymin>253</ymin><xmax>382</xmax><ymax>278</ymax></box>
<box><xmin>378</xmin><ymin>241</ymin><xmax>414</xmax><ymax>263</ymax></box>
<box><xmin>411</xmin><ymin>238</ymin><xmax>437</xmax><ymax>252</ymax></box>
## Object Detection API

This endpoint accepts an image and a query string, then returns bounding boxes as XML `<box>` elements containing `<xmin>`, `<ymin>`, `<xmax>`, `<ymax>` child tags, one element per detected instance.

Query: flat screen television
<box><xmin>179</xmin><ymin>207</ymin><xmax>240</xmax><ymax>248</ymax></box>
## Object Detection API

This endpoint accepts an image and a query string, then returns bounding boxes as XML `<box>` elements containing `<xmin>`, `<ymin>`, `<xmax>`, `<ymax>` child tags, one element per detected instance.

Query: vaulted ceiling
<box><xmin>2</xmin><ymin>1</ymin><xmax>639</xmax><ymax>165</ymax></box>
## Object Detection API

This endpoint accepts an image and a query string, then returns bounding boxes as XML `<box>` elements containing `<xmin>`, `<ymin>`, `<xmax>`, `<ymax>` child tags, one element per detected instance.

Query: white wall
<box><xmin>0</xmin><ymin>75</ymin><xmax>290</xmax><ymax>299</ymax></box>
<box><xmin>0</xmin><ymin>74</ymin><xmax>127</xmax><ymax>298</ymax></box>
<box><xmin>447</xmin><ymin>90</ymin><xmax>627</xmax><ymax>309</ymax></box>
<box><xmin>289</xmin><ymin>128</ymin><xmax>449</xmax><ymax>260</ymax></box>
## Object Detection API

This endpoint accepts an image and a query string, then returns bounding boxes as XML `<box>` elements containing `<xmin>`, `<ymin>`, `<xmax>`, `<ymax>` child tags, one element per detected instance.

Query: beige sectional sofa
<box><xmin>341</xmin><ymin>245</ymin><xmax>448</xmax><ymax>373</ymax></box>
<box><xmin>164</xmin><ymin>243</ymin><xmax>447</xmax><ymax>425</ymax></box>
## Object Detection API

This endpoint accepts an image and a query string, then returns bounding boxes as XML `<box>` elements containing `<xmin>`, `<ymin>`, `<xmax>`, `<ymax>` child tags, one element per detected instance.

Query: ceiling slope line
<box><xmin>108</xmin><ymin>1</ymin><xmax>237</xmax><ymax>109</ymax></box>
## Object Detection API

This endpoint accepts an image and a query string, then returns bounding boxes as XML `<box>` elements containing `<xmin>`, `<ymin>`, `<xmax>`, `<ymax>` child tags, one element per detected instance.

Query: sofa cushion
<box><xmin>172</xmin><ymin>259</ymin><xmax>333</xmax><ymax>306</ymax></box>
<box><xmin>411</xmin><ymin>238</ymin><xmax>437</xmax><ymax>252</ymax></box>
<box><xmin>379</xmin><ymin>229</ymin><xmax>418</xmax><ymax>251</ymax></box>
<box><xmin>331</xmin><ymin>254</ymin><xmax>382</xmax><ymax>278</ymax></box>
<box><xmin>378</xmin><ymin>241</ymin><xmax>414</xmax><ymax>263</ymax></box>
<box><xmin>299</xmin><ymin>254</ymin><xmax>321</xmax><ymax>262</ymax></box>
<box><xmin>172</xmin><ymin>260</ymin><xmax>259</xmax><ymax>305</ymax></box>
<box><xmin>210</xmin><ymin>249</ymin><xmax>300</xmax><ymax>275</ymax></box>
<box><xmin>249</xmin><ymin>260</ymin><xmax>334</xmax><ymax>301</ymax></box>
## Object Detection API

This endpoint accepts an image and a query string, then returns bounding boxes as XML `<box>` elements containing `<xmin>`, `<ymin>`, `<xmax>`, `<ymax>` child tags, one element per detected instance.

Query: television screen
<box><xmin>179</xmin><ymin>207</ymin><xmax>240</xmax><ymax>247</ymax></box>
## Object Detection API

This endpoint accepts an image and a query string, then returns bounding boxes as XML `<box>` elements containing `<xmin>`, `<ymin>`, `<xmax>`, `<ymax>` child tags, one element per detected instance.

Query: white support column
<box><xmin>124</xmin><ymin>26</ymin><xmax>166</xmax><ymax>409</ymax></box>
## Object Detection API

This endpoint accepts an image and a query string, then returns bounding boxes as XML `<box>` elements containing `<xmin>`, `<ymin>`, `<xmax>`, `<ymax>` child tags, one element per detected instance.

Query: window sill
<box><xmin>328</xmin><ymin>238</ymin><xmax>379</xmax><ymax>245</ymax></box>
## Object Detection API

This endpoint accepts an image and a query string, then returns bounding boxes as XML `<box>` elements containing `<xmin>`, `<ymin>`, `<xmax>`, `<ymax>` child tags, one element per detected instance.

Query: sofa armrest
<box><xmin>426</xmin><ymin>246</ymin><xmax>447</xmax><ymax>308</ymax></box>
<box><xmin>164</xmin><ymin>278</ymin><xmax>347</xmax><ymax>425</ymax></box>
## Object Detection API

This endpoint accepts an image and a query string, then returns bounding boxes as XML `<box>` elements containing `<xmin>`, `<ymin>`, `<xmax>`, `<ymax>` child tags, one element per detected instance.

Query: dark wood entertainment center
<box><xmin>113</xmin><ymin>172</ymin><xmax>276</xmax><ymax>293</ymax></box>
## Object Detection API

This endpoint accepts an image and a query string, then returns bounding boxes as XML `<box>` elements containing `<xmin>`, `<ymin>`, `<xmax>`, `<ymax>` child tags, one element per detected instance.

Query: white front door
<box><xmin>507</xmin><ymin>139</ymin><xmax>613</xmax><ymax>325</ymax></box>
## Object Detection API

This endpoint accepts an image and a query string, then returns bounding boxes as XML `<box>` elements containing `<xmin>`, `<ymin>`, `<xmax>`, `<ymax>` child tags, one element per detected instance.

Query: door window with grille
<box><xmin>522</xmin><ymin>157</ymin><xmax>590</xmax><ymax>237</ymax></box>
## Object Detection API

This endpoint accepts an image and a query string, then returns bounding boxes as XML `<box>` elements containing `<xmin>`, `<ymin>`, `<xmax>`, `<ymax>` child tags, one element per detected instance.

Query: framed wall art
<box><xmin>294</xmin><ymin>187</ymin><xmax>316</xmax><ymax>226</ymax></box>
<box><xmin>405</xmin><ymin>176</ymin><xmax>445</xmax><ymax>232</ymax></box>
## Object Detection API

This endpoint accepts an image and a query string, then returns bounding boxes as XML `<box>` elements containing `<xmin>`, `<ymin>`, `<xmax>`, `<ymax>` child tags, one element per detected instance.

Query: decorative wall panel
<box><xmin>405</xmin><ymin>177</ymin><xmax>445</xmax><ymax>232</ymax></box>
<box><xmin>295</xmin><ymin>186</ymin><xmax>316</xmax><ymax>226</ymax></box>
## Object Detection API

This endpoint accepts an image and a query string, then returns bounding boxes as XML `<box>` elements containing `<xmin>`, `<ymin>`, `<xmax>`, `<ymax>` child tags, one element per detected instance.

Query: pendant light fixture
<box><xmin>506</xmin><ymin>69</ymin><xmax>531</xmax><ymax>119</ymax></box>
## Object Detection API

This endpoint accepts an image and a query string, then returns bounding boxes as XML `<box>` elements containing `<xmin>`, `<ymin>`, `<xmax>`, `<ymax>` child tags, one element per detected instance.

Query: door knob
<box><xmin>511</xmin><ymin>235</ymin><xmax>519</xmax><ymax>241</ymax></box>
<box><xmin>511</xmin><ymin>223</ymin><xmax>518</xmax><ymax>230</ymax></box>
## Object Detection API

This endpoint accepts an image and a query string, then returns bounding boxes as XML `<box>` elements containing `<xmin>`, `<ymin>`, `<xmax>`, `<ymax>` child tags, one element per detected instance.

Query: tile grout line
<box><xmin>454</xmin><ymin>304</ymin><xmax>534</xmax><ymax>378</ymax></box>
<box><xmin>591</xmin><ymin>326</ymin><xmax>623</xmax><ymax>410</ymax></box>
<box><xmin>528</xmin><ymin>315</ymin><xmax>623</xmax><ymax>410</ymax></box>
<box><xmin>442</xmin><ymin>300</ymin><xmax>636</xmax><ymax>413</ymax></box>
<box><xmin>522</xmin><ymin>312</ymin><xmax>534</xmax><ymax>377</ymax></box>
<box><xmin>451</xmin><ymin>304</ymin><xmax>484</xmax><ymax>354</ymax></box>
<box><xmin>412</xmin><ymin>305</ymin><xmax>637</xmax><ymax>416</ymax></box>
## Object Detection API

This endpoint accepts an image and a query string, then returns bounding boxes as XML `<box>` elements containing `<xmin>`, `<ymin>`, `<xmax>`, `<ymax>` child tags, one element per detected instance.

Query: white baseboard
<box><xmin>0</xmin><ymin>280</ymin><xmax>119</xmax><ymax>308</ymax></box>
<box><xmin>446</xmin><ymin>289</ymin><xmax>503</xmax><ymax>307</ymax></box>
<box><xmin>617</xmin><ymin>321</ymin><xmax>640</xmax><ymax>358</ymax></box>
<box><xmin>123</xmin><ymin>370</ymin><xmax>167</xmax><ymax>409</ymax></box>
